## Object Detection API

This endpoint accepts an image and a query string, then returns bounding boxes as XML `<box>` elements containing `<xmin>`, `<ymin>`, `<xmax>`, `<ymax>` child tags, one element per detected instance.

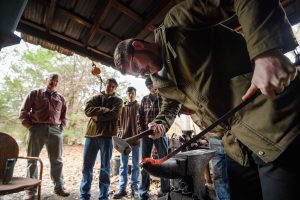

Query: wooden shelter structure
<box><xmin>2</xmin><ymin>0</ymin><xmax>300</xmax><ymax>68</ymax></box>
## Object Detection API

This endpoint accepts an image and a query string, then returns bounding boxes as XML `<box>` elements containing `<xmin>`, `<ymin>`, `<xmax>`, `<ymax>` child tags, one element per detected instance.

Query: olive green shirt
<box><xmin>84</xmin><ymin>91</ymin><xmax>123</xmax><ymax>137</ymax></box>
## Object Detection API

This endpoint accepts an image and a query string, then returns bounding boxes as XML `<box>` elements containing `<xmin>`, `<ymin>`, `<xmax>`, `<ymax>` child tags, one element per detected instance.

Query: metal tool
<box><xmin>143</xmin><ymin>91</ymin><xmax>261</xmax><ymax>164</ymax></box>
<box><xmin>113</xmin><ymin>129</ymin><xmax>153</xmax><ymax>155</ymax></box>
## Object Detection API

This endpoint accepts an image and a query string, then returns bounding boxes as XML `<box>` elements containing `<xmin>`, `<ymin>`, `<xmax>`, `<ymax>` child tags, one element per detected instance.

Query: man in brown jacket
<box><xmin>113</xmin><ymin>0</ymin><xmax>300</xmax><ymax>200</ymax></box>
<box><xmin>113</xmin><ymin>87</ymin><xmax>140</xmax><ymax>199</ymax></box>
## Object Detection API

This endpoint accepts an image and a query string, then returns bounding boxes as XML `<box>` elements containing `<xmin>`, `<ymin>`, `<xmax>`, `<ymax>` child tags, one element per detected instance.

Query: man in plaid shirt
<box><xmin>138</xmin><ymin>77</ymin><xmax>170</xmax><ymax>200</ymax></box>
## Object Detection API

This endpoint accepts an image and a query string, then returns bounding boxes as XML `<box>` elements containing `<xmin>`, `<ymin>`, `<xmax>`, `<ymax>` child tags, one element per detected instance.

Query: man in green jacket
<box><xmin>80</xmin><ymin>78</ymin><xmax>123</xmax><ymax>200</ymax></box>
<box><xmin>113</xmin><ymin>0</ymin><xmax>300</xmax><ymax>200</ymax></box>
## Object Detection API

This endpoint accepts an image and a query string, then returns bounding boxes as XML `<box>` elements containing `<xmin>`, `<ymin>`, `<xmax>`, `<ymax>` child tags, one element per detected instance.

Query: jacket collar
<box><xmin>124</xmin><ymin>100</ymin><xmax>137</xmax><ymax>106</ymax></box>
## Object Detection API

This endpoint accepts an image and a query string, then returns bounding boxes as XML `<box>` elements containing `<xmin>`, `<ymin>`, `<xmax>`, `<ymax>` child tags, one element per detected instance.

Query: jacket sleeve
<box><xmin>154</xmin><ymin>96</ymin><xmax>181</xmax><ymax>131</ymax></box>
<box><xmin>19</xmin><ymin>91</ymin><xmax>34</xmax><ymax>128</ymax></box>
<box><xmin>117</xmin><ymin>106</ymin><xmax>124</xmax><ymax>137</ymax></box>
<box><xmin>137</xmin><ymin>97</ymin><xmax>146</xmax><ymax>132</ymax></box>
<box><xmin>60</xmin><ymin>96</ymin><xmax>67</xmax><ymax>127</ymax></box>
<box><xmin>97</xmin><ymin>98</ymin><xmax>123</xmax><ymax>122</ymax></box>
<box><xmin>84</xmin><ymin>96</ymin><xmax>110</xmax><ymax>117</ymax></box>
<box><xmin>232</xmin><ymin>0</ymin><xmax>297</xmax><ymax>59</ymax></box>
<box><xmin>165</xmin><ymin>0</ymin><xmax>297</xmax><ymax>59</ymax></box>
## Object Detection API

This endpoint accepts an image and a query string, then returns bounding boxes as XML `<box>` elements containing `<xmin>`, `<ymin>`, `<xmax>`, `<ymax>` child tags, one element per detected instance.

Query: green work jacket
<box><xmin>152</xmin><ymin>0</ymin><xmax>299</xmax><ymax>165</ymax></box>
<box><xmin>84</xmin><ymin>91</ymin><xmax>123</xmax><ymax>137</ymax></box>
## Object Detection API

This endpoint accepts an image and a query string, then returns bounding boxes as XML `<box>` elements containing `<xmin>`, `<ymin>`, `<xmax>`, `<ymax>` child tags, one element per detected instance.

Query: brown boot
<box><xmin>113</xmin><ymin>189</ymin><xmax>127</xmax><ymax>199</ymax></box>
<box><xmin>54</xmin><ymin>187</ymin><xmax>70</xmax><ymax>197</ymax></box>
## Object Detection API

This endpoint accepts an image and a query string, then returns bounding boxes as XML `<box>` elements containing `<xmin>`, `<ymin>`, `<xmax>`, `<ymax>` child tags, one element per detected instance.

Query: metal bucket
<box><xmin>111</xmin><ymin>155</ymin><xmax>120</xmax><ymax>176</ymax></box>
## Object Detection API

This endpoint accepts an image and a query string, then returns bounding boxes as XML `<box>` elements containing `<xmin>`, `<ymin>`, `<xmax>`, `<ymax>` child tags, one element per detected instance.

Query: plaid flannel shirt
<box><xmin>137</xmin><ymin>93</ymin><xmax>162</xmax><ymax>132</ymax></box>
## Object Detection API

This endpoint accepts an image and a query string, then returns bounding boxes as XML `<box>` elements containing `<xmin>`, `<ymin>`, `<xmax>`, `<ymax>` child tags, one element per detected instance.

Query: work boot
<box><xmin>54</xmin><ymin>187</ymin><xmax>70</xmax><ymax>197</ymax></box>
<box><xmin>157</xmin><ymin>191</ymin><xmax>168</xmax><ymax>198</ymax></box>
<box><xmin>113</xmin><ymin>189</ymin><xmax>127</xmax><ymax>199</ymax></box>
<box><xmin>24</xmin><ymin>190</ymin><xmax>35</xmax><ymax>200</ymax></box>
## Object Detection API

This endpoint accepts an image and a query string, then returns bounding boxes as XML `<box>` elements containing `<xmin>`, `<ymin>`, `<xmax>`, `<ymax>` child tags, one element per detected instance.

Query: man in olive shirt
<box><xmin>80</xmin><ymin>78</ymin><xmax>123</xmax><ymax>200</ymax></box>
<box><xmin>113</xmin><ymin>1</ymin><xmax>299</xmax><ymax>200</ymax></box>
<box><xmin>19</xmin><ymin>73</ymin><xmax>69</xmax><ymax>199</ymax></box>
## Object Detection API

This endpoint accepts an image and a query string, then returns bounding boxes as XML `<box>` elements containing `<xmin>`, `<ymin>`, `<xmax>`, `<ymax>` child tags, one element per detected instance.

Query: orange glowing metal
<box><xmin>141</xmin><ymin>157</ymin><xmax>168</xmax><ymax>165</ymax></box>
<box><xmin>141</xmin><ymin>92</ymin><xmax>261</xmax><ymax>166</ymax></box>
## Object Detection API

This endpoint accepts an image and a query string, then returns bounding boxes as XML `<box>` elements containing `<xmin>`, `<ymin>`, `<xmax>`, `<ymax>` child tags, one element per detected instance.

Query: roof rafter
<box><xmin>85</xmin><ymin>0</ymin><xmax>113</xmax><ymax>46</ymax></box>
<box><xmin>18</xmin><ymin>19</ymin><xmax>113</xmax><ymax>59</ymax></box>
<box><xmin>112</xmin><ymin>0</ymin><xmax>143</xmax><ymax>23</ymax></box>
<box><xmin>46</xmin><ymin>0</ymin><xmax>57</xmax><ymax>32</ymax></box>
<box><xmin>136</xmin><ymin>0</ymin><xmax>175</xmax><ymax>38</ymax></box>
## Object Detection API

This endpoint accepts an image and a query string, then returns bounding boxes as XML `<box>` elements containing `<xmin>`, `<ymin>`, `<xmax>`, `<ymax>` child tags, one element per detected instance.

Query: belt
<box><xmin>34</xmin><ymin>123</ymin><xmax>60</xmax><ymax>127</ymax></box>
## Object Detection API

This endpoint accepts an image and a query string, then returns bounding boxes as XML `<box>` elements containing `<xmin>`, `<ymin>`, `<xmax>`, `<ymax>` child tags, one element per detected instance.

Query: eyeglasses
<box><xmin>128</xmin><ymin>46</ymin><xmax>143</xmax><ymax>77</ymax></box>
<box><xmin>129</xmin><ymin>47</ymin><xmax>142</xmax><ymax>77</ymax></box>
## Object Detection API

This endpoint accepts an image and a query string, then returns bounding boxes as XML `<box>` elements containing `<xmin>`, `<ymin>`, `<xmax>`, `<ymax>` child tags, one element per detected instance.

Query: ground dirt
<box><xmin>1</xmin><ymin>145</ymin><xmax>160</xmax><ymax>200</ymax></box>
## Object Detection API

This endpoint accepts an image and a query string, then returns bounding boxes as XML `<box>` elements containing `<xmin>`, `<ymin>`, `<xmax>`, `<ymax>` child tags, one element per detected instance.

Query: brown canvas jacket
<box><xmin>117</xmin><ymin>100</ymin><xmax>140</xmax><ymax>146</ymax></box>
<box><xmin>152</xmin><ymin>0</ymin><xmax>299</xmax><ymax>165</ymax></box>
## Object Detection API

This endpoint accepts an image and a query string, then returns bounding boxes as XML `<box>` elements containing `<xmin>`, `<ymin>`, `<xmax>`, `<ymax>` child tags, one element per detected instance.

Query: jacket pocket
<box><xmin>222</xmin><ymin>131</ymin><xmax>250</xmax><ymax>167</ymax></box>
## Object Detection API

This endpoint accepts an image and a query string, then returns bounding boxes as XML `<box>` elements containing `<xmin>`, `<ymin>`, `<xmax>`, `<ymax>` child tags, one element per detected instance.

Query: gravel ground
<box><xmin>1</xmin><ymin>145</ymin><xmax>160</xmax><ymax>200</ymax></box>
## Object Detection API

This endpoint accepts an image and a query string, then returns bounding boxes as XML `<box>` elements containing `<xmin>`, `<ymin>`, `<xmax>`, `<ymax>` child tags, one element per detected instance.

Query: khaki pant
<box><xmin>26</xmin><ymin>124</ymin><xmax>64</xmax><ymax>190</ymax></box>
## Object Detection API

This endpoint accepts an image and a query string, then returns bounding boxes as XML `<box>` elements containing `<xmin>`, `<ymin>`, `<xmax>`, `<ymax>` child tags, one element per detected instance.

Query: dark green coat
<box><xmin>151</xmin><ymin>0</ymin><xmax>299</xmax><ymax>165</ymax></box>
<box><xmin>84</xmin><ymin>91</ymin><xmax>123</xmax><ymax>137</ymax></box>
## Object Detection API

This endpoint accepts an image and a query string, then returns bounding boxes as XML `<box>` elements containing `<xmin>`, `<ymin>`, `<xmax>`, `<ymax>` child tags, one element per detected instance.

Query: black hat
<box><xmin>145</xmin><ymin>77</ymin><xmax>153</xmax><ymax>86</ymax></box>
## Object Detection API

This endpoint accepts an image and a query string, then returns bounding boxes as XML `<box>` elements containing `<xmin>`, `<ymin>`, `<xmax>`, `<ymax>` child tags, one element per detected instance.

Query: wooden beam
<box><xmin>58</xmin><ymin>8</ymin><xmax>92</xmax><ymax>28</ymax></box>
<box><xmin>50</xmin><ymin>31</ymin><xmax>84</xmax><ymax>47</ymax></box>
<box><xmin>21</xmin><ymin>19</ymin><xmax>84</xmax><ymax>46</ymax></box>
<box><xmin>87</xmin><ymin>46</ymin><xmax>112</xmax><ymax>58</ymax></box>
<box><xmin>20</xmin><ymin>19</ymin><xmax>46</xmax><ymax>32</ymax></box>
<box><xmin>86</xmin><ymin>0</ymin><xmax>113</xmax><ymax>46</ymax></box>
<box><xmin>112</xmin><ymin>0</ymin><xmax>143</xmax><ymax>23</ymax></box>
<box><xmin>18</xmin><ymin>19</ymin><xmax>113</xmax><ymax>63</ymax></box>
<box><xmin>40</xmin><ymin>0</ymin><xmax>123</xmax><ymax>43</ymax></box>
<box><xmin>136</xmin><ymin>0</ymin><xmax>174</xmax><ymax>38</ymax></box>
<box><xmin>98</xmin><ymin>29</ymin><xmax>122</xmax><ymax>42</ymax></box>
<box><xmin>40</xmin><ymin>0</ymin><xmax>92</xmax><ymax>28</ymax></box>
<box><xmin>46</xmin><ymin>0</ymin><xmax>57</xmax><ymax>32</ymax></box>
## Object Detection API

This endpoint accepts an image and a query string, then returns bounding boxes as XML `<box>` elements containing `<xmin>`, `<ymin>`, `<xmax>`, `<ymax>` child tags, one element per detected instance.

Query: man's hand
<box><xmin>242</xmin><ymin>50</ymin><xmax>297</xmax><ymax>101</ymax></box>
<box><xmin>148</xmin><ymin>122</ymin><xmax>165</xmax><ymax>140</ymax></box>
<box><xmin>92</xmin><ymin>116</ymin><xmax>98</xmax><ymax>121</ymax></box>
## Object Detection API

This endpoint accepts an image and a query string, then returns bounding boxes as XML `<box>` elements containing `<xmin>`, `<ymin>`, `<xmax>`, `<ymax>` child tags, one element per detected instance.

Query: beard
<box><xmin>139</xmin><ymin>49</ymin><xmax>163</xmax><ymax>74</ymax></box>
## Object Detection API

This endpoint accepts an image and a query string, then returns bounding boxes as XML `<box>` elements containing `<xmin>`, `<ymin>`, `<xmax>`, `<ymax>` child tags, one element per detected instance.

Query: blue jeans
<box><xmin>119</xmin><ymin>146</ymin><xmax>140</xmax><ymax>190</ymax></box>
<box><xmin>80</xmin><ymin>137</ymin><xmax>112</xmax><ymax>200</ymax></box>
<box><xmin>209</xmin><ymin>136</ymin><xmax>230</xmax><ymax>200</ymax></box>
<box><xmin>139</xmin><ymin>135</ymin><xmax>170</xmax><ymax>199</ymax></box>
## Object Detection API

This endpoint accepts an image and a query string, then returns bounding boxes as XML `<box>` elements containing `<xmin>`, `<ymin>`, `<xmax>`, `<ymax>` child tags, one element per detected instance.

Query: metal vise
<box><xmin>141</xmin><ymin>149</ymin><xmax>215</xmax><ymax>200</ymax></box>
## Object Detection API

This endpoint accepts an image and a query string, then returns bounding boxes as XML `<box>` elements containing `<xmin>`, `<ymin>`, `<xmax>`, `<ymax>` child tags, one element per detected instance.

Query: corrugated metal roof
<box><xmin>16</xmin><ymin>0</ymin><xmax>300</xmax><ymax>68</ymax></box>
<box><xmin>22</xmin><ymin>33</ymin><xmax>73</xmax><ymax>56</ymax></box>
